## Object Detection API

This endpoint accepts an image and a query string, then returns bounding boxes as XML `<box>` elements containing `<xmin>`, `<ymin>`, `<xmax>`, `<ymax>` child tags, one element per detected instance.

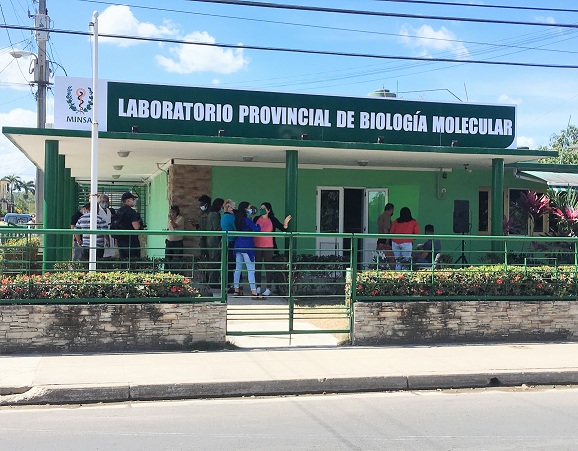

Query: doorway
<box><xmin>316</xmin><ymin>186</ymin><xmax>367</xmax><ymax>258</ymax></box>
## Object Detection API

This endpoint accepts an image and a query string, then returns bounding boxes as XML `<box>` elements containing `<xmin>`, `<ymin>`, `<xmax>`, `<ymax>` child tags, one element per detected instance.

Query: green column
<box><xmin>56</xmin><ymin>155</ymin><xmax>67</xmax><ymax>262</ymax></box>
<box><xmin>491</xmin><ymin>158</ymin><xmax>504</xmax><ymax>251</ymax></box>
<box><xmin>285</xmin><ymin>150</ymin><xmax>298</xmax><ymax>231</ymax></box>
<box><xmin>64</xmin><ymin>167</ymin><xmax>72</xmax><ymax>262</ymax></box>
<box><xmin>43</xmin><ymin>140</ymin><xmax>59</xmax><ymax>271</ymax></box>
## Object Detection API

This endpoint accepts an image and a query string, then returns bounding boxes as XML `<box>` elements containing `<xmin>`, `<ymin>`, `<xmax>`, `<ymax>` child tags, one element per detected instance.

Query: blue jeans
<box><xmin>234</xmin><ymin>252</ymin><xmax>256</xmax><ymax>292</ymax></box>
<box><xmin>392</xmin><ymin>242</ymin><xmax>412</xmax><ymax>270</ymax></box>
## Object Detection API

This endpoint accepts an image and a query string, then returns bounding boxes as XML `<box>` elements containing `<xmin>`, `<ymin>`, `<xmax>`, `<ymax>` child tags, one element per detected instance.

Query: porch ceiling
<box><xmin>3</xmin><ymin>127</ymin><xmax>555</xmax><ymax>184</ymax></box>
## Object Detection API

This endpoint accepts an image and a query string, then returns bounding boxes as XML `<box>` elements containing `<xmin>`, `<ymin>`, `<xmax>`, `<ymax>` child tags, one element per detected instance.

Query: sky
<box><xmin>1</xmin><ymin>0</ymin><xmax>578</xmax><ymax>180</ymax></box>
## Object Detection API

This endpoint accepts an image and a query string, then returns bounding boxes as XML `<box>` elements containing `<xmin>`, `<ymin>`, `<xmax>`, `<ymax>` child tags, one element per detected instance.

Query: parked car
<box><xmin>3</xmin><ymin>213</ymin><xmax>32</xmax><ymax>225</ymax></box>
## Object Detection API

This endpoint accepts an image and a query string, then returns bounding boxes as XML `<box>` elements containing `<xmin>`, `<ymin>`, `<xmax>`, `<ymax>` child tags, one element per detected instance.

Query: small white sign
<box><xmin>54</xmin><ymin>76</ymin><xmax>108</xmax><ymax>131</ymax></box>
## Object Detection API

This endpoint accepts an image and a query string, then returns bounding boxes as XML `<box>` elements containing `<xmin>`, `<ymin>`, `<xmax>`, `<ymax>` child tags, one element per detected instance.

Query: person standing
<box><xmin>389</xmin><ymin>207</ymin><xmax>420</xmax><ymax>270</ymax></box>
<box><xmin>98</xmin><ymin>194</ymin><xmax>116</xmax><ymax>259</ymax></box>
<box><xmin>206</xmin><ymin>198</ymin><xmax>224</xmax><ymax>287</ymax></box>
<box><xmin>376</xmin><ymin>202</ymin><xmax>395</xmax><ymax>267</ymax></box>
<box><xmin>233</xmin><ymin>201</ymin><xmax>261</xmax><ymax>298</ymax></box>
<box><xmin>195</xmin><ymin>194</ymin><xmax>211</xmax><ymax>273</ymax></box>
<box><xmin>75</xmin><ymin>202</ymin><xmax>109</xmax><ymax>260</ymax></box>
<box><xmin>70</xmin><ymin>203</ymin><xmax>88</xmax><ymax>261</ymax></box>
<box><xmin>221</xmin><ymin>199</ymin><xmax>238</xmax><ymax>293</ymax></box>
<box><xmin>165</xmin><ymin>205</ymin><xmax>184</xmax><ymax>272</ymax></box>
<box><xmin>377</xmin><ymin>203</ymin><xmax>394</xmax><ymax>245</ymax></box>
<box><xmin>253</xmin><ymin>202</ymin><xmax>291</xmax><ymax>297</ymax></box>
<box><xmin>115</xmin><ymin>192</ymin><xmax>142</xmax><ymax>261</ymax></box>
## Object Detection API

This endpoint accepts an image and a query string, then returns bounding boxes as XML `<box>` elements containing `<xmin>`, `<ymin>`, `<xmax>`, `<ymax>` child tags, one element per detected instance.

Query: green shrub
<box><xmin>0</xmin><ymin>271</ymin><xmax>201</xmax><ymax>301</ymax></box>
<box><xmin>354</xmin><ymin>265</ymin><xmax>574</xmax><ymax>299</ymax></box>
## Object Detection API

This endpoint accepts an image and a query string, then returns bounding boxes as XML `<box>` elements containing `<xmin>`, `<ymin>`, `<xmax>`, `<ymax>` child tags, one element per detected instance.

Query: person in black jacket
<box><xmin>115</xmin><ymin>192</ymin><xmax>143</xmax><ymax>261</ymax></box>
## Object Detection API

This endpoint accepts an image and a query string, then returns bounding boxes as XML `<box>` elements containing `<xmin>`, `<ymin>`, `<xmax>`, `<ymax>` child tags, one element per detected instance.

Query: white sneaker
<box><xmin>262</xmin><ymin>288</ymin><xmax>271</xmax><ymax>296</ymax></box>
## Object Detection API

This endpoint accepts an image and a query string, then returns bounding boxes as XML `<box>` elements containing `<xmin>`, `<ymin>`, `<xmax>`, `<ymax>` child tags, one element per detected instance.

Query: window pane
<box><xmin>320</xmin><ymin>190</ymin><xmax>340</xmax><ymax>233</ymax></box>
<box><xmin>478</xmin><ymin>190</ymin><xmax>489</xmax><ymax>232</ymax></box>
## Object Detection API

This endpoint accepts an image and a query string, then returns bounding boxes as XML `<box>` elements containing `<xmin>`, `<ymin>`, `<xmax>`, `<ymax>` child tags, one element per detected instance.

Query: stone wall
<box><xmin>353</xmin><ymin>301</ymin><xmax>578</xmax><ymax>345</ymax></box>
<box><xmin>0</xmin><ymin>302</ymin><xmax>226</xmax><ymax>353</ymax></box>
<box><xmin>169</xmin><ymin>164</ymin><xmax>212</xmax><ymax>250</ymax></box>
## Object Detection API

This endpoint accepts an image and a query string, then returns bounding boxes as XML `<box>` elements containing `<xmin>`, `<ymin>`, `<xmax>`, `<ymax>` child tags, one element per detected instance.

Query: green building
<box><xmin>4</xmin><ymin>77</ymin><xmax>566</xmax><ymax>263</ymax></box>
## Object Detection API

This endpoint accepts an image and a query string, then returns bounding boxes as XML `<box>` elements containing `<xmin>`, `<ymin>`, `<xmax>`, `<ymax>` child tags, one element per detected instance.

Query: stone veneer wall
<box><xmin>0</xmin><ymin>302</ymin><xmax>226</xmax><ymax>353</ymax></box>
<box><xmin>169</xmin><ymin>164</ymin><xmax>212</xmax><ymax>252</ymax></box>
<box><xmin>353</xmin><ymin>301</ymin><xmax>578</xmax><ymax>345</ymax></box>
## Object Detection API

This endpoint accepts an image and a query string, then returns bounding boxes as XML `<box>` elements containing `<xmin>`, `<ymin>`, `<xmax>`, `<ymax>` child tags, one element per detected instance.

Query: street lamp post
<box><xmin>8</xmin><ymin>0</ymin><xmax>49</xmax><ymax>223</ymax></box>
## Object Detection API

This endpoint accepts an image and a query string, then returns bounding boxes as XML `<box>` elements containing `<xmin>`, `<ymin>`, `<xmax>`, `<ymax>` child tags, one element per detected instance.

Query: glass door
<box><xmin>363</xmin><ymin>189</ymin><xmax>389</xmax><ymax>268</ymax></box>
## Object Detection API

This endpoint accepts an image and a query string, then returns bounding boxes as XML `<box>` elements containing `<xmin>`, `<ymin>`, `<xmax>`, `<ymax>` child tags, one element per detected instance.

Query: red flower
<box><xmin>1</xmin><ymin>278</ymin><xmax>7</xmax><ymax>285</ymax></box>
<box><xmin>184</xmin><ymin>278</ymin><xmax>190</xmax><ymax>284</ymax></box>
<box><xmin>371</xmin><ymin>290</ymin><xmax>379</xmax><ymax>296</ymax></box>
<box><xmin>537</xmin><ymin>283</ymin><xmax>543</xmax><ymax>289</ymax></box>
<box><xmin>170</xmin><ymin>286</ymin><xmax>177</xmax><ymax>293</ymax></box>
<box><xmin>496</xmin><ymin>279</ymin><xmax>503</xmax><ymax>284</ymax></box>
<box><xmin>436</xmin><ymin>289</ymin><xmax>443</xmax><ymax>295</ymax></box>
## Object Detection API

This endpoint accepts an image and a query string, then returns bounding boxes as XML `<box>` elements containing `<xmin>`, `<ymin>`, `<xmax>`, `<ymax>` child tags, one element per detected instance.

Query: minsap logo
<box><xmin>65</xmin><ymin>85</ymin><xmax>94</xmax><ymax>123</ymax></box>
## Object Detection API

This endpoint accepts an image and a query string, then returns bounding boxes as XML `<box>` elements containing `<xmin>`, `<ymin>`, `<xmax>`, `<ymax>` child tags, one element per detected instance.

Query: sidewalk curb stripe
<box><xmin>2</xmin><ymin>372</ymin><xmax>578</xmax><ymax>406</ymax></box>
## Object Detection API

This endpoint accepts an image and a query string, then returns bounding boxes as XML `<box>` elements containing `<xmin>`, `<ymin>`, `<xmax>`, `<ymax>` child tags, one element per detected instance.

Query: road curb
<box><xmin>2</xmin><ymin>371</ymin><xmax>578</xmax><ymax>406</ymax></box>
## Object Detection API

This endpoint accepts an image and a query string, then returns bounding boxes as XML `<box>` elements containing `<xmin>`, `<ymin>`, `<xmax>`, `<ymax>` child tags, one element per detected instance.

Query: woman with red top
<box><xmin>389</xmin><ymin>206</ymin><xmax>420</xmax><ymax>270</ymax></box>
<box><xmin>253</xmin><ymin>202</ymin><xmax>292</xmax><ymax>297</ymax></box>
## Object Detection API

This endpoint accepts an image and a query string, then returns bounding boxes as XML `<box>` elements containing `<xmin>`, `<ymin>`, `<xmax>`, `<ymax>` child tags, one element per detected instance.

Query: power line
<box><xmin>75</xmin><ymin>0</ymin><xmax>578</xmax><ymax>56</ymax></box>
<box><xmin>3</xmin><ymin>23</ymin><xmax>578</xmax><ymax>70</ymax></box>
<box><xmin>371</xmin><ymin>0</ymin><xmax>578</xmax><ymax>14</ymax></box>
<box><xmin>182</xmin><ymin>0</ymin><xmax>578</xmax><ymax>29</ymax></box>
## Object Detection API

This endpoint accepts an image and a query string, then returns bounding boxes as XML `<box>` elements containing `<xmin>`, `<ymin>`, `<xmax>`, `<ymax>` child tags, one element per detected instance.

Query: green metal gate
<box><xmin>225</xmin><ymin>233</ymin><xmax>353</xmax><ymax>343</ymax></box>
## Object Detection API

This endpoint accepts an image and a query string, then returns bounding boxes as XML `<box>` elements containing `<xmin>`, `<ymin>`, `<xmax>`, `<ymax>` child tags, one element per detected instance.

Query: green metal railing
<box><xmin>2</xmin><ymin>226</ymin><xmax>578</xmax><ymax>302</ymax></box>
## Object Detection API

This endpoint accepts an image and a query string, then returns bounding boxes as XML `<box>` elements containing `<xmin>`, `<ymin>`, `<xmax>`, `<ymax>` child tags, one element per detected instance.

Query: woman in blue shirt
<box><xmin>233</xmin><ymin>201</ymin><xmax>260</xmax><ymax>298</ymax></box>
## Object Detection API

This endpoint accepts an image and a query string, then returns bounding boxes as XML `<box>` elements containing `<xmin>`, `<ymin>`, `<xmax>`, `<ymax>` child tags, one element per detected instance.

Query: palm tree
<box><xmin>21</xmin><ymin>180</ymin><xmax>35</xmax><ymax>200</ymax></box>
<box><xmin>1</xmin><ymin>175</ymin><xmax>23</xmax><ymax>211</ymax></box>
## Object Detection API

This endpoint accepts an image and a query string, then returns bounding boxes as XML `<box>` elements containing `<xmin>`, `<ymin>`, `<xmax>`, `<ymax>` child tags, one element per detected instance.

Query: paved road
<box><xmin>2</xmin><ymin>388</ymin><xmax>578</xmax><ymax>450</ymax></box>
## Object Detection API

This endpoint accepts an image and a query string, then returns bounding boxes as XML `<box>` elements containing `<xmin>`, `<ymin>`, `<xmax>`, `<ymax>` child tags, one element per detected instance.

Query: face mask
<box><xmin>247</xmin><ymin>208</ymin><xmax>253</xmax><ymax>215</ymax></box>
<box><xmin>200</xmin><ymin>205</ymin><xmax>207</xmax><ymax>211</ymax></box>
<box><xmin>101</xmin><ymin>202</ymin><xmax>109</xmax><ymax>209</ymax></box>
<box><xmin>259</xmin><ymin>208</ymin><xmax>267</xmax><ymax>215</ymax></box>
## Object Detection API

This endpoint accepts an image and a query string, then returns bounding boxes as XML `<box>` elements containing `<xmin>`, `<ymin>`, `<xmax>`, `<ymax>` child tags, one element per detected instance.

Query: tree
<box><xmin>21</xmin><ymin>180</ymin><xmax>35</xmax><ymax>200</ymax></box>
<box><xmin>539</xmin><ymin>124</ymin><xmax>578</xmax><ymax>164</ymax></box>
<box><xmin>1</xmin><ymin>175</ymin><xmax>23</xmax><ymax>209</ymax></box>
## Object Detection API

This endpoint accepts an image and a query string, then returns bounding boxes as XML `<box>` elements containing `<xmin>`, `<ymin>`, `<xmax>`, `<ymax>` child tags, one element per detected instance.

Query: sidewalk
<box><xmin>2</xmin><ymin>342</ymin><xmax>578</xmax><ymax>406</ymax></box>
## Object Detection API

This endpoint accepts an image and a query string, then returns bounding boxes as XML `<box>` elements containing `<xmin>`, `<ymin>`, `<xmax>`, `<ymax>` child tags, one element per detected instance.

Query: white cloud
<box><xmin>516</xmin><ymin>136</ymin><xmax>537</xmax><ymax>149</ymax></box>
<box><xmin>399</xmin><ymin>24</ymin><xmax>469</xmax><ymax>59</ymax></box>
<box><xmin>155</xmin><ymin>32</ymin><xmax>249</xmax><ymax>74</ymax></box>
<box><xmin>536</xmin><ymin>16</ymin><xmax>556</xmax><ymax>24</ymax></box>
<box><xmin>98</xmin><ymin>5</ymin><xmax>178</xmax><ymax>47</ymax></box>
<box><xmin>0</xmin><ymin>51</ymin><xmax>35</xmax><ymax>91</ymax></box>
<box><xmin>498</xmin><ymin>94</ymin><xmax>522</xmax><ymax>105</ymax></box>
<box><xmin>0</xmin><ymin>108</ymin><xmax>37</xmax><ymax>179</ymax></box>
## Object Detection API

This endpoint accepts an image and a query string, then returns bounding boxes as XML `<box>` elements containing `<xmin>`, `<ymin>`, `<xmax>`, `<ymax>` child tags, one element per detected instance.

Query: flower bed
<box><xmin>354</xmin><ymin>265</ymin><xmax>575</xmax><ymax>299</ymax></box>
<box><xmin>0</xmin><ymin>271</ymin><xmax>200</xmax><ymax>302</ymax></box>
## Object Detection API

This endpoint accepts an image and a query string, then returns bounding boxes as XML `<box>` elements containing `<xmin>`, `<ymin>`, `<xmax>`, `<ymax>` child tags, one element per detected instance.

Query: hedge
<box><xmin>0</xmin><ymin>271</ymin><xmax>201</xmax><ymax>301</ymax></box>
<box><xmin>354</xmin><ymin>265</ymin><xmax>578</xmax><ymax>299</ymax></box>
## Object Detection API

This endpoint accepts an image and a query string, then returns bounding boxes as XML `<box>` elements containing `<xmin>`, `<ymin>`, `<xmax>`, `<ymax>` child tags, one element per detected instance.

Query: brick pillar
<box><xmin>169</xmin><ymin>164</ymin><xmax>212</xmax><ymax>252</ymax></box>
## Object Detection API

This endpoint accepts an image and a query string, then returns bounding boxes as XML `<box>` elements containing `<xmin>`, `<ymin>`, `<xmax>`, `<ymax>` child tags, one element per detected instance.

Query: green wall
<box><xmin>211</xmin><ymin>164</ymin><xmax>547</xmax><ymax>262</ymax></box>
<box><xmin>146</xmin><ymin>171</ymin><xmax>169</xmax><ymax>258</ymax></box>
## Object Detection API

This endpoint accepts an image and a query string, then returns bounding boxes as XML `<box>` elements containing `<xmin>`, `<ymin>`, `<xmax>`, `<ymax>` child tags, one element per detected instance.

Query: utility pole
<box><xmin>33</xmin><ymin>0</ymin><xmax>49</xmax><ymax>220</ymax></box>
